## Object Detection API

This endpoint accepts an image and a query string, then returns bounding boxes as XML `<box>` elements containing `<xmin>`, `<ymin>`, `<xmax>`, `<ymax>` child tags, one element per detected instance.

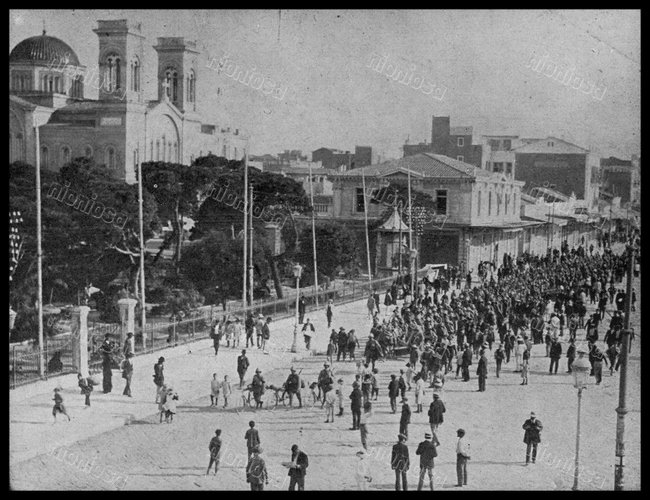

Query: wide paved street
<box><xmin>10</xmin><ymin>282</ymin><xmax>640</xmax><ymax>490</ymax></box>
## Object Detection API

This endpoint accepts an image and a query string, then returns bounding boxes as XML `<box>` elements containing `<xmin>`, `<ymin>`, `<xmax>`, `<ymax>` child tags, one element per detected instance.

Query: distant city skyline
<box><xmin>10</xmin><ymin>9</ymin><xmax>640</xmax><ymax>160</ymax></box>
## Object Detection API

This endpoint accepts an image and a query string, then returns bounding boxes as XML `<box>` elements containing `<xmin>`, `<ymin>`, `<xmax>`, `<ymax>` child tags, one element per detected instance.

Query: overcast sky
<box><xmin>10</xmin><ymin>9</ymin><xmax>640</xmax><ymax>160</ymax></box>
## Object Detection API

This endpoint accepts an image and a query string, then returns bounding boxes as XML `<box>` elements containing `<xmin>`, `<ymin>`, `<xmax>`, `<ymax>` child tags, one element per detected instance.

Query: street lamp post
<box><xmin>290</xmin><ymin>263</ymin><xmax>303</xmax><ymax>353</ymax></box>
<box><xmin>409</xmin><ymin>248</ymin><xmax>418</xmax><ymax>298</ymax></box>
<box><xmin>572</xmin><ymin>350</ymin><xmax>591</xmax><ymax>490</ymax></box>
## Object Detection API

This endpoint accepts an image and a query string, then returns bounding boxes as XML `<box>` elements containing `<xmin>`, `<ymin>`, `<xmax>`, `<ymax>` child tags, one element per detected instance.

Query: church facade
<box><xmin>10</xmin><ymin>19</ymin><xmax>249</xmax><ymax>184</ymax></box>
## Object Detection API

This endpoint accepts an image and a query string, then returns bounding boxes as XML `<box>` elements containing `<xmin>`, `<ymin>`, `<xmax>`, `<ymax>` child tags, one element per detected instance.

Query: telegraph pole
<box><xmin>309</xmin><ymin>162</ymin><xmax>319</xmax><ymax>306</ymax></box>
<box><xmin>242</xmin><ymin>154</ymin><xmax>248</xmax><ymax>310</ymax></box>
<box><xmin>34</xmin><ymin>126</ymin><xmax>45</xmax><ymax>378</ymax></box>
<box><xmin>248</xmin><ymin>184</ymin><xmax>254</xmax><ymax>307</ymax></box>
<box><xmin>614</xmin><ymin>242</ymin><xmax>634</xmax><ymax>490</ymax></box>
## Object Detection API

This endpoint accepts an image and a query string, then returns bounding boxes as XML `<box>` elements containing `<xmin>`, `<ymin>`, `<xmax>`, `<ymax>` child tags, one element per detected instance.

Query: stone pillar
<box><xmin>117</xmin><ymin>298</ymin><xmax>138</xmax><ymax>346</ymax></box>
<box><xmin>71</xmin><ymin>306</ymin><xmax>91</xmax><ymax>377</ymax></box>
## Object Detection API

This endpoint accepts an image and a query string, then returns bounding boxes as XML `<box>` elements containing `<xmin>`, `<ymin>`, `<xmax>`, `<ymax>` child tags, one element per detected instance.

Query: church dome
<box><xmin>10</xmin><ymin>31</ymin><xmax>80</xmax><ymax>66</ymax></box>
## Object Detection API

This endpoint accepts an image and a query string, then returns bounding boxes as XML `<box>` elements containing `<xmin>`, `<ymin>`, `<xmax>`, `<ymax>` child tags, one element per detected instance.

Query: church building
<box><xmin>10</xmin><ymin>19</ymin><xmax>249</xmax><ymax>184</ymax></box>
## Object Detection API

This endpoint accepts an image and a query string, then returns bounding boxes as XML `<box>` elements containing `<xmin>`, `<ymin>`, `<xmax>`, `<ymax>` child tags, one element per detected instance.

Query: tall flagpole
<box><xmin>243</xmin><ymin>154</ymin><xmax>248</xmax><ymax>309</ymax></box>
<box><xmin>407</xmin><ymin>167</ymin><xmax>414</xmax><ymax>297</ymax></box>
<box><xmin>361</xmin><ymin>168</ymin><xmax>372</xmax><ymax>282</ymax></box>
<box><xmin>309</xmin><ymin>162</ymin><xmax>319</xmax><ymax>307</ymax></box>
<box><xmin>34</xmin><ymin>127</ymin><xmax>44</xmax><ymax>377</ymax></box>
<box><xmin>248</xmin><ymin>183</ymin><xmax>254</xmax><ymax>308</ymax></box>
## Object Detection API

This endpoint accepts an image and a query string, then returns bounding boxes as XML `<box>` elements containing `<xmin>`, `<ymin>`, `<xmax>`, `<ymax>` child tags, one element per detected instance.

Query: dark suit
<box><xmin>476</xmin><ymin>354</ymin><xmax>488</xmax><ymax>391</ymax></box>
<box><xmin>391</xmin><ymin>442</ymin><xmax>410</xmax><ymax>491</ymax></box>
<box><xmin>288</xmin><ymin>450</ymin><xmax>309</xmax><ymax>491</ymax></box>
<box><xmin>415</xmin><ymin>440</ymin><xmax>437</xmax><ymax>490</ymax></box>
<box><xmin>522</xmin><ymin>417</ymin><xmax>543</xmax><ymax>463</ymax></box>
<box><xmin>461</xmin><ymin>348</ymin><xmax>473</xmax><ymax>381</ymax></box>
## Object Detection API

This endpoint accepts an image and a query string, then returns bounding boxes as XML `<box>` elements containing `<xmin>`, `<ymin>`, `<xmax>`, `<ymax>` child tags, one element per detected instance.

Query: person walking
<box><xmin>428</xmin><ymin>393</ymin><xmax>446</xmax><ymax>434</ymax></box>
<box><xmin>461</xmin><ymin>344</ymin><xmax>472</xmax><ymax>382</ymax></box>
<box><xmin>347</xmin><ymin>329</ymin><xmax>360</xmax><ymax>361</ymax></box>
<box><xmin>391</xmin><ymin>433</ymin><xmax>410</xmax><ymax>491</ymax></box>
<box><xmin>287</xmin><ymin>444</ymin><xmax>309</xmax><ymax>491</ymax></box>
<box><xmin>52</xmin><ymin>387</ymin><xmax>71</xmax><ymax>422</ymax></box>
<box><xmin>77</xmin><ymin>373</ymin><xmax>93</xmax><ymax>407</ymax></box>
<box><xmin>388</xmin><ymin>374</ymin><xmax>400</xmax><ymax>413</ymax></box>
<box><xmin>324</xmin><ymin>384</ymin><xmax>336</xmax><ymax>423</ymax></box>
<box><xmin>205</xmin><ymin>429</ymin><xmax>221</xmax><ymax>476</ymax></box>
<box><xmin>336</xmin><ymin>327</ymin><xmax>348</xmax><ymax>362</ymax></box>
<box><xmin>237</xmin><ymin>350</ymin><xmax>250</xmax><ymax>389</ymax></box>
<box><xmin>476</xmin><ymin>349</ymin><xmax>488</xmax><ymax>392</ymax></box>
<box><xmin>566</xmin><ymin>339</ymin><xmax>576</xmax><ymax>373</ymax></box>
<box><xmin>123</xmin><ymin>332</ymin><xmax>135</xmax><ymax>358</ymax></box>
<box><xmin>206</xmin><ymin>429</ymin><xmax>222</xmax><ymax>476</ymax></box>
<box><xmin>246</xmin><ymin>446</ymin><xmax>268</xmax><ymax>491</ymax></box>
<box><xmin>285</xmin><ymin>367</ymin><xmax>302</xmax><ymax>408</ymax></box>
<box><xmin>359</xmin><ymin>401</ymin><xmax>373</xmax><ymax>450</ymax></box>
<box><xmin>366</xmin><ymin>294</ymin><xmax>376</xmax><ymax>319</ymax></box>
<box><xmin>398</xmin><ymin>369</ymin><xmax>408</xmax><ymax>401</ymax></box>
<box><xmin>318</xmin><ymin>362</ymin><xmax>335</xmax><ymax>405</ymax></box>
<box><xmin>210</xmin><ymin>319</ymin><xmax>222</xmax><ymax>355</ymax></box>
<box><xmin>549</xmin><ymin>338</ymin><xmax>562</xmax><ymax>374</ymax></box>
<box><xmin>606</xmin><ymin>343</ymin><xmax>620</xmax><ymax>376</ymax></box>
<box><xmin>415</xmin><ymin>432</ymin><xmax>437</xmax><ymax>491</ymax></box>
<box><xmin>260</xmin><ymin>317</ymin><xmax>272</xmax><ymax>352</ymax></box>
<box><xmin>350</xmin><ymin>381</ymin><xmax>363</xmax><ymax>430</ymax></box>
<box><xmin>399</xmin><ymin>398</ymin><xmax>412</xmax><ymax>440</ymax></box>
<box><xmin>414</xmin><ymin>374</ymin><xmax>426</xmax><ymax>413</ymax></box>
<box><xmin>520</xmin><ymin>351</ymin><xmax>529</xmax><ymax>385</ymax></box>
<box><xmin>522</xmin><ymin>412</ymin><xmax>543</xmax><ymax>465</ymax></box>
<box><xmin>326</xmin><ymin>300</ymin><xmax>334</xmax><ymax>328</ymax></box>
<box><xmin>251</xmin><ymin>369</ymin><xmax>266</xmax><ymax>408</ymax></box>
<box><xmin>153</xmin><ymin>357</ymin><xmax>165</xmax><ymax>404</ymax></box>
<box><xmin>255</xmin><ymin>314</ymin><xmax>265</xmax><ymax>348</ymax></box>
<box><xmin>494</xmin><ymin>343</ymin><xmax>505</xmax><ymax>378</ymax></box>
<box><xmin>221</xmin><ymin>375</ymin><xmax>232</xmax><ymax>408</ymax></box>
<box><xmin>336</xmin><ymin>378</ymin><xmax>345</xmax><ymax>416</ymax></box>
<box><xmin>99</xmin><ymin>334</ymin><xmax>113</xmax><ymax>394</ymax></box>
<box><xmin>591</xmin><ymin>344</ymin><xmax>608</xmax><ymax>385</ymax></box>
<box><xmin>210</xmin><ymin>373</ymin><xmax>220</xmax><ymax>407</ymax></box>
<box><xmin>245</xmin><ymin>313</ymin><xmax>255</xmax><ymax>348</ymax></box>
<box><xmin>245</xmin><ymin>420</ymin><xmax>261</xmax><ymax>459</ymax></box>
<box><xmin>121</xmin><ymin>353</ymin><xmax>133</xmax><ymax>397</ymax></box>
<box><xmin>302</xmin><ymin>319</ymin><xmax>315</xmax><ymax>350</ymax></box>
<box><xmin>298</xmin><ymin>295</ymin><xmax>306</xmax><ymax>324</ymax></box>
<box><xmin>326</xmin><ymin>338</ymin><xmax>336</xmax><ymax>365</ymax></box>
<box><xmin>455</xmin><ymin>428</ymin><xmax>470</xmax><ymax>487</ymax></box>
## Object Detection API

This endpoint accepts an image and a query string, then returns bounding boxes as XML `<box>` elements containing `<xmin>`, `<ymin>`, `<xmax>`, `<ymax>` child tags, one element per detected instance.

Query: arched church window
<box><xmin>85</xmin><ymin>145</ymin><xmax>93</xmax><ymax>158</ymax></box>
<box><xmin>187</xmin><ymin>70</ymin><xmax>196</xmax><ymax>102</ymax></box>
<box><xmin>106</xmin><ymin>53</ymin><xmax>122</xmax><ymax>92</ymax></box>
<box><xmin>156</xmin><ymin>140</ymin><xmax>160</xmax><ymax>161</ymax></box>
<box><xmin>164</xmin><ymin>68</ymin><xmax>178</xmax><ymax>101</ymax></box>
<box><xmin>40</xmin><ymin>146</ymin><xmax>49</xmax><ymax>169</ymax></box>
<box><xmin>105</xmin><ymin>146</ymin><xmax>116</xmax><ymax>169</ymax></box>
<box><xmin>162</xmin><ymin>137</ymin><xmax>167</xmax><ymax>162</ymax></box>
<box><xmin>173</xmin><ymin>142</ymin><xmax>178</xmax><ymax>162</ymax></box>
<box><xmin>61</xmin><ymin>145</ymin><xmax>71</xmax><ymax>165</ymax></box>
<box><xmin>131</xmin><ymin>57</ymin><xmax>141</xmax><ymax>92</ymax></box>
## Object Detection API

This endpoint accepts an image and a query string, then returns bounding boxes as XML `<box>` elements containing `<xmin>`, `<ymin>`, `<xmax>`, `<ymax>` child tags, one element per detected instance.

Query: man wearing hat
<box><xmin>318</xmin><ymin>362</ymin><xmax>334</xmax><ymax>405</ymax></box>
<box><xmin>251</xmin><ymin>369</ymin><xmax>265</xmax><ymax>408</ymax></box>
<box><xmin>391</xmin><ymin>433</ymin><xmax>410</xmax><ymax>490</ymax></box>
<box><xmin>287</xmin><ymin>444</ymin><xmax>309</xmax><ymax>490</ymax></box>
<box><xmin>302</xmin><ymin>318</ymin><xmax>315</xmax><ymax>350</ymax></box>
<box><xmin>399</xmin><ymin>397</ymin><xmax>412</xmax><ymax>439</ymax></box>
<box><xmin>388</xmin><ymin>374</ymin><xmax>401</xmax><ymax>414</ymax></box>
<box><xmin>455</xmin><ymin>428</ymin><xmax>471</xmax><ymax>486</ymax></box>
<box><xmin>476</xmin><ymin>349</ymin><xmax>488</xmax><ymax>392</ymax></box>
<box><xmin>237</xmin><ymin>350</ymin><xmax>250</xmax><ymax>389</ymax></box>
<box><xmin>415</xmin><ymin>432</ymin><xmax>438</xmax><ymax>490</ymax></box>
<box><xmin>428</xmin><ymin>393</ymin><xmax>446</xmax><ymax>433</ymax></box>
<box><xmin>349</xmin><ymin>381</ymin><xmax>363</xmax><ymax>430</ymax></box>
<box><xmin>522</xmin><ymin>412</ymin><xmax>543</xmax><ymax>464</ymax></box>
<box><xmin>355</xmin><ymin>450</ymin><xmax>372</xmax><ymax>490</ymax></box>
<box><xmin>285</xmin><ymin>367</ymin><xmax>302</xmax><ymax>408</ymax></box>
<box><xmin>337</xmin><ymin>327</ymin><xmax>349</xmax><ymax>361</ymax></box>
<box><xmin>246</xmin><ymin>445</ymin><xmax>268</xmax><ymax>490</ymax></box>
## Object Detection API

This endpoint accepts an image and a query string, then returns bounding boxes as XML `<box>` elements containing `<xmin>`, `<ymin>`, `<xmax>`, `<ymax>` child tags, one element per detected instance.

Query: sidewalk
<box><xmin>10</xmin><ymin>297</ymin><xmax>374</xmax><ymax>465</ymax></box>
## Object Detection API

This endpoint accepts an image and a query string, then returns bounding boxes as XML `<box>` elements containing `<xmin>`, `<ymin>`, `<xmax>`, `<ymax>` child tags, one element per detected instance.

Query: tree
<box><xmin>141</xmin><ymin>161</ymin><xmax>219</xmax><ymax>277</ymax></box>
<box><xmin>296</xmin><ymin>222</ymin><xmax>360</xmax><ymax>284</ymax></box>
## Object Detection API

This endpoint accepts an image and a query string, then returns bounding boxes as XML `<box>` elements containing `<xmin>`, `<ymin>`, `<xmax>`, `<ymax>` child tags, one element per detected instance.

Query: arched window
<box><xmin>40</xmin><ymin>146</ymin><xmax>49</xmax><ymax>169</ymax></box>
<box><xmin>162</xmin><ymin>137</ymin><xmax>166</xmax><ymax>162</ymax></box>
<box><xmin>84</xmin><ymin>145</ymin><xmax>93</xmax><ymax>158</ymax></box>
<box><xmin>16</xmin><ymin>133</ymin><xmax>24</xmax><ymax>162</ymax></box>
<box><xmin>150</xmin><ymin>140</ymin><xmax>154</xmax><ymax>161</ymax></box>
<box><xmin>187</xmin><ymin>70</ymin><xmax>196</xmax><ymax>102</ymax></box>
<box><xmin>131</xmin><ymin>57</ymin><xmax>141</xmax><ymax>92</ymax></box>
<box><xmin>222</xmin><ymin>145</ymin><xmax>227</xmax><ymax>157</ymax></box>
<box><xmin>61</xmin><ymin>145</ymin><xmax>71</xmax><ymax>165</ymax></box>
<box><xmin>54</xmin><ymin>76</ymin><xmax>61</xmax><ymax>93</ymax></box>
<box><xmin>168</xmin><ymin>142</ymin><xmax>172</xmax><ymax>162</ymax></box>
<box><xmin>105</xmin><ymin>54</ymin><xmax>122</xmax><ymax>92</ymax></box>
<box><xmin>164</xmin><ymin>68</ymin><xmax>178</xmax><ymax>101</ymax></box>
<box><xmin>105</xmin><ymin>146</ymin><xmax>116</xmax><ymax>169</ymax></box>
<box><xmin>173</xmin><ymin>142</ymin><xmax>178</xmax><ymax>162</ymax></box>
<box><xmin>156</xmin><ymin>140</ymin><xmax>160</xmax><ymax>161</ymax></box>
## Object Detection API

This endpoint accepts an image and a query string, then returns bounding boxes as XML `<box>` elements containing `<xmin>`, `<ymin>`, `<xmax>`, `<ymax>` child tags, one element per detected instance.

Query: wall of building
<box><xmin>514</xmin><ymin>152</ymin><xmax>587</xmax><ymax>199</ymax></box>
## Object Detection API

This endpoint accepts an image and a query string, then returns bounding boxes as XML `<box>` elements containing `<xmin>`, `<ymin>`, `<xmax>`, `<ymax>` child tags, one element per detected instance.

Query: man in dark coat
<box><xmin>287</xmin><ymin>444</ymin><xmax>309</xmax><ymax>491</ymax></box>
<box><xmin>237</xmin><ymin>350</ymin><xmax>250</xmax><ymax>389</ymax></box>
<box><xmin>336</xmin><ymin>327</ymin><xmax>348</xmax><ymax>361</ymax></box>
<box><xmin>549</xmin><ymin>339</ymin><xmax>562</xmax><ymax>374</ymax></box>
<box><xmin>428</xmin><ymin>393</ymin><xmax>445</xmax><ymax>433</ymax></box>
<box><xmin>251</xmin><ymin>369</ymin><xmax>265</xmax><ymax>408</ymax></box>
<box><xmin>349</xmin><ymin>381</ymin><xmax>363</xmax><ymax>430</ymax></box>
<box><xmin>285</xmin><ymin>367</ymin><xmax>302</xmax><ymax>408</ymax></box>
<box><xmin>373</xmin><ymin>290</ymin><xmax>381</xmax><ymax>315</ymax></box>
<box><xmin>99</xmin><ymin>334</ymin><xmax>114</xmax><ymax>394</ymax></box>
<box><xmin>206</xmin><ymin>429</ymin><xmax>222</xmax><ymax>475</ymax></box>
<box><xmin>415</xmin><ymin>432</ymin><xmax>438</xmax><ymax>490</ymax></box>
<box><xmin>522</xmin><ymin>412</ymin><xmax>543</xmax><ymax>464</ymax></box>
<box><xmin>298</xmin><ymin>295</ymin><xmax>306</xmax><ymax>324</ymax></box>
<box><xmin>399</xmin><ymin>398</ymin><xmax>412</xmax><ymax>439</ymax></box>
<box><xmin>388</xmin><ymin>374</ymin><xmax>400</xmax><ymax>413</ymax></box>
<box><xmin>461</xmin><ymin>344</ymin><xmax>473</xmax><ymax>382</ymax></box>
<box><xmin>476</xmin><ymin>349</ymin><xmax>488</xmax><ymax>392</ymax></box>
<box><xmin>391</xmin><ymin>433</ymin><xmax>410</xmax><ymax>491</ymax></box>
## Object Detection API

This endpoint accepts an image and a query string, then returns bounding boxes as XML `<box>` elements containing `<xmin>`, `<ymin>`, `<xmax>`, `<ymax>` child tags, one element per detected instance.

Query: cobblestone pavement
<box><xmin>10</xmin><ymin>269</ymin><xmax>640</xmax><ymax>490</ymax></box>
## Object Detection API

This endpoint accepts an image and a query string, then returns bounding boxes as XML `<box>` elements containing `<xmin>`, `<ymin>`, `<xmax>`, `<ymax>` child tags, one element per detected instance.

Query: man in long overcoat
<box><xmin>522</xmin><ymin>412</ymin><xmax>543</xmax><ymax>464</ymax></box>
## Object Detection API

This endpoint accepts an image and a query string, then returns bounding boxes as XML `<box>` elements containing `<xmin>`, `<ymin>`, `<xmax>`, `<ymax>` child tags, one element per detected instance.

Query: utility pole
<box><xmin>34</xmin><ymin>126</ymin><xmax>45</xmax><ymax>378</ymax></box>
<box><xmin>309</xmin><ymin>162</ymin><xmax>319</xmax><ymax>306</ymax></box>
<box><xmin>242</xmin><ymin>154</ymin><xmax>248</xmax><ymax>310</ymax></box>
<box><xmin>614</xmin><ymin>243</ymin><xmax>634</xmax><ymax>490</ymax></box>
<box><xmin>361</xmin><ymin>168</ymin><xmax>372</xmax><ymax>282</ymax></box>
<box><xmin>248</xmin><ymin>184</ymin><xmax>254</xmax><ymax>307</ymax></box>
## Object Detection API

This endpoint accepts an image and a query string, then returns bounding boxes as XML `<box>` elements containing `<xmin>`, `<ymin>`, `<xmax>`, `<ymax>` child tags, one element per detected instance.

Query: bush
<box><xmin>10</xmin><ymin>308</ymin><xmax>64</xmax><ymax>343</ymax></box>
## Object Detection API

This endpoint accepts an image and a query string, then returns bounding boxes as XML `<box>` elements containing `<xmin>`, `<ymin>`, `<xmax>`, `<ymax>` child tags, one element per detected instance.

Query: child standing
<box><xmin>371</xmin><ymin>368</ymin><xmax>379</xmax><ymax>401</ymax></box>
<box><xmin>336</xmin><ymin>378</ymin><xmax>345</xmax><ymax>417</ymax></box>
<box><xmin>222</xmin><ymin>375</ymin><xmax>232</xmax><ymax>408</ymax></box>
<box><xmin>210</xmin><ymin>373</ymin><xmax>220</xmax><ymax>407</ymax></box>
<box><xmin>52</xmin><ymin>387</ymin><xmax>71</xmax><ymax>422</ymax></box>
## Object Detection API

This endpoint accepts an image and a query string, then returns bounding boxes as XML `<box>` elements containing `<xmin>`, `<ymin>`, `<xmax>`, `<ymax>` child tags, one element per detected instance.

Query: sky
<box><xmin>10</xmin><ymin>9</ymin><xmax>640</xmax><ymax>160</ymax></box>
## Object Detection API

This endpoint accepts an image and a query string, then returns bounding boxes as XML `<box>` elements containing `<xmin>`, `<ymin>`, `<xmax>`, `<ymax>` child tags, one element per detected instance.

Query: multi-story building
<box><xmin>330</xmin><ymin>152</ymin><xmax>533</xmax><ymax>274</ymax></box>
<box><xmin>312</xmin><ymin>145</ymin><xmax>373</xmax><ymax>170</ymax></box>
<box><xmin>403</xmin><ymin>116</ymin><xmax>482</xmax><ymax>167</ymax></box>
<box><xmin>600</xmin><ymin>156</ymin><xmax>640</xmax><ymax>205</ymax></box>
<box><xmin>9</xmin><ymin>19</ymin><xmax>248</xmax><ymax>184</ymax></box>
<box><xmin>354</xmin><ymin>146</ymin><xmax>372</xmax><ymax>168</ymax></box>
<box><xmin>479</xmin><ymin>135</ymin><xmax>520</xmax><ymax>178</ymax></box>
<box><xmin>512</xmin><ymin>136</ymin><xmax>600</xmax><ymax>209</ymax></box>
